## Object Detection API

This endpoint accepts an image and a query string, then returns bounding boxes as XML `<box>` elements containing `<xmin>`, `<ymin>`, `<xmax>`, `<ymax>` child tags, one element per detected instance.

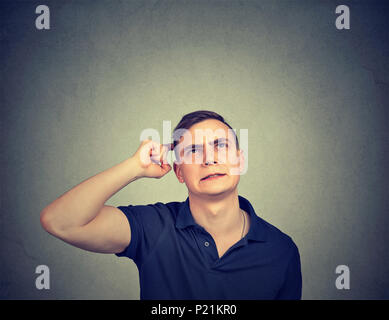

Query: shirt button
<box><xmin>204</xmin><ymin>241</ymin><xmax>210</xmax><ymax>247</ymax></box>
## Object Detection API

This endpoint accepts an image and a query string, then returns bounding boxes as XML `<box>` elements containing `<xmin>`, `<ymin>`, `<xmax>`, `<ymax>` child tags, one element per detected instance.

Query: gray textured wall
<box><xmin>1</xmin><ymin>0</ymin><xmax>388</xmax><ymax>299</ymax></box>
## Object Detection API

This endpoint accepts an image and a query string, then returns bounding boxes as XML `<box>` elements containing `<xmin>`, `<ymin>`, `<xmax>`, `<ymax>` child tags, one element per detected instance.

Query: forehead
<box><xmin>182</xmin><ymin>119</ymin><xmax>231</xmax><ymax>141</ymax></box>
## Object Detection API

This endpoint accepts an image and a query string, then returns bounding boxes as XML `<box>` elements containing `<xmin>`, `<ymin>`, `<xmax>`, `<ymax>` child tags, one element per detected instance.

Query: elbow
<box><xmin>40</xmin><ymin>209</ymin><xmax>55</xmax><ymax>234</ymax></box>
<box><xmin>40</xmin><ymin>208</ymin><xmax>72</xmax><ymax>240</ymax></box>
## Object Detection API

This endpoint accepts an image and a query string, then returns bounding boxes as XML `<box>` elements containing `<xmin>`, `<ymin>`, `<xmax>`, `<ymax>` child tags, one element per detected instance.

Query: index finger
<box><xmin>158</xmin><ymin>143</ymin><xmax>173</xmax><ymax>165</ymax></box>
<box><xmin>162</xmin><ymin>143</ymin><xmax>174</xmax><ymax>151</ymax></box>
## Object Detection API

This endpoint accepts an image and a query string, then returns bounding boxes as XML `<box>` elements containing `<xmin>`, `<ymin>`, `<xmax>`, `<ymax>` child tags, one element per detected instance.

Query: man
<box><xmin>40</xmin><ymin>110</ymin><xmax>302</xmax><ymax>299</ymax></box>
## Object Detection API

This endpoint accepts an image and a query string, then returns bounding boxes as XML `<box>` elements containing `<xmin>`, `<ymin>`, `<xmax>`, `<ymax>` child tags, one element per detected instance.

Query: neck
<box><xmin>188</xmin><ymin>189</ymin><xmax>243</xmax><ymax>239</ymax></box>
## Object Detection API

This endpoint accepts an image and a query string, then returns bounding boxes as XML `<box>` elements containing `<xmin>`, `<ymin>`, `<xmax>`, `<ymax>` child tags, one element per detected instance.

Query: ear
<box><xmin>173</xmin><ymin>162</ymin><xmax>185</xmax><ymax>183</ymax></box>
<box><xmin>238</xmin><ymin>149</ymin><xmax>246</xmax><ymax>175</ymax></box>
<box><xmin>228</xmin><ymin>148</ymin><xmax>245</xmax><ymax>176</ymax></box>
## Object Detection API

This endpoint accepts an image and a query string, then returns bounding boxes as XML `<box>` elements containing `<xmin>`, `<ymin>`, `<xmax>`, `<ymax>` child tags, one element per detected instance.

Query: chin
<box><xmin>199</xmin><ymin>186</ymin><xmax>236</xmax><ymax>197</ymax></box>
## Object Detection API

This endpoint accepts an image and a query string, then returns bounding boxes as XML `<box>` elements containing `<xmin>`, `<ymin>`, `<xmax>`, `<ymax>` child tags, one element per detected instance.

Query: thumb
<box><xmin>160</xmin><ymin>163</ymin><xmax>172</xmax><ymax>175</ymax></box>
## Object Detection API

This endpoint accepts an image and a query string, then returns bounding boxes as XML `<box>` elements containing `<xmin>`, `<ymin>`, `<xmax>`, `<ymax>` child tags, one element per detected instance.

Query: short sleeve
<box><xmin>275</xmin><ymin>242</ymin><xmax>302</xmax><ymax>300</ymax></box>
<box><xmin>115</xmin><ymin>202</ymin><xmax>169</xmax><ymax>266</ymax></box>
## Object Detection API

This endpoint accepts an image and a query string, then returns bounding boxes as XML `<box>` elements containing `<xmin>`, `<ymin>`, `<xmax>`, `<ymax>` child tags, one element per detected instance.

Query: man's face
<box><xmin>173</xmin><ymin>119</ymin><xmax>244</xmax><ymax>198</ymax></box>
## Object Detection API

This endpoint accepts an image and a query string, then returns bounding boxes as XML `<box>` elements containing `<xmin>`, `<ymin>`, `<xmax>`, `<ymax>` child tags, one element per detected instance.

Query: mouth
<box><xmin>200</xmin><ymin>173</ymin><xmax>226</xmax><ymax>181</ymax></box>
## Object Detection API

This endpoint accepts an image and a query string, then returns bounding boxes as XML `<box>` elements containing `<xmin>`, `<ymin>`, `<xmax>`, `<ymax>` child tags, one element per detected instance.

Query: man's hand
<box><xmin>132</xmin><ymin>140</ymin><xmax>173</xmax><ymax>179</ymax></box>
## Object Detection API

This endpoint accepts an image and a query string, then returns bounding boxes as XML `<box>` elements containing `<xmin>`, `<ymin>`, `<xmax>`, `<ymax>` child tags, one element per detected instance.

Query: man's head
<box><xmin>172</xmin><ymin>110</ymin><xmax>244</xmax><ymax>199</ymax></box>
<box><xmin>172</xmin><ymin>110</ymin><xmax>240</xmax><ymax>151</ymax></box>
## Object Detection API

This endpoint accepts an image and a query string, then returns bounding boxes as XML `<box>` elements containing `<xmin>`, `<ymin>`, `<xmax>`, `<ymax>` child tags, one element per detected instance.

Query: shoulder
<box><xmin>151</xmin><ymin>200</ymin><xmax>184</xmax><ymax>218</ymax></box>
<box><xmin>118</xmin><ymin>200</ymin><xmax>184</xmax><ymax>223</ymax></box>
<box><xmin>157</xmin><ymin>200</ymin><xmax>183</xmax><ymax>212</ymax></box>
<box><xmin>257</xmin><ymin>215</ymin><xmax>299</xmax><ymax>254</ymax></box>
<box><xmin>240</xmin><ymin>195</ymin><xmax>299</xmax><ymax>254</ymax></box>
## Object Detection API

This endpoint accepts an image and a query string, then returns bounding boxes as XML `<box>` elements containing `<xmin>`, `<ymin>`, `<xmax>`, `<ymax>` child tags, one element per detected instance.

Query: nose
<box><xmin>203</xmin><ymin>144</ymin><xmax>217</xmax><ymax>166</ymax></box>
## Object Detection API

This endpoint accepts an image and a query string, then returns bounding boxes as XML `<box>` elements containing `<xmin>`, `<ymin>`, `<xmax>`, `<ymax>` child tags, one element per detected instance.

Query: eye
<box><xmin>217</xmin><ymin>142</ymin><xmax>228</xmax><ymax>149</ymax></box>
<box><xmin>186</xmin><ymin>148</ymin><xmax>202</xmax><ymax>156</ymax></box>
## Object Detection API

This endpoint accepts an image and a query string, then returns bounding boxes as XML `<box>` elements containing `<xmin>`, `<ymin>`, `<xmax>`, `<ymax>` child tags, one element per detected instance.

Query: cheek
<box><xmin>181</xmin><ymin>166</ymin><xmax>198</xmax><ymax>183</ymax></box>
<box><xmin>217</xmin><ymin>149</ymin><xmax>239</xmax><ymax>166</ymax></box>
<box><xmin>216</xmin><ymin>149</ymin><xmax>228</xmax><ymax>163</ymax></box>
<box><xmin>228</xmin><ymin>166</ymin><xmax>240</xmax><ymax>183</ymax></box>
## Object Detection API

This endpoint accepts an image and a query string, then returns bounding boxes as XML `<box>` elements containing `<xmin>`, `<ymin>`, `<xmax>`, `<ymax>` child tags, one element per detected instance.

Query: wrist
<box><xmin>127</xmin><ymin>156</ymin><xmax>146</xmax><ymax>180</ymax></box>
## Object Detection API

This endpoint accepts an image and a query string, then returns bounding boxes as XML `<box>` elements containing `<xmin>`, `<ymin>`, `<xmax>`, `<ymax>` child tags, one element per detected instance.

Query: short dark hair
<box><xmin>172</xmin><ymin>110</ymin><xmax>239</xmax><ymax>149</ymax></box>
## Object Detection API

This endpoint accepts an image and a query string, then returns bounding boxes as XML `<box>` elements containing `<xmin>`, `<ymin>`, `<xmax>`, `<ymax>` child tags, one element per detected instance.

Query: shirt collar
<box><xmin>175</xmin><ymin>195</ymin><xmax>267</xmax><ymax>242</ymax></box>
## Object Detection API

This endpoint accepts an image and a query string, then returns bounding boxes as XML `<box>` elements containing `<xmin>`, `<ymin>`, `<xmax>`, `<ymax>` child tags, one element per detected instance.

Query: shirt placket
<box><xmin>194</xmin><ymin>226</ymin><xmax>247</xmax><ymax>268</ymax></box>
<box><xmin>193</xmin><ymin>226</ymin><xmax>219</xmax><ymax>264</ymax></box>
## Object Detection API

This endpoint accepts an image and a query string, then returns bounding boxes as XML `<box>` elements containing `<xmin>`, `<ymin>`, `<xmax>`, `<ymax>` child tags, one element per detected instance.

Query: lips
<box><xmin>201</xmin><ymin>173</ymin><xmax>226</xmax><ymax>181</ymax></box>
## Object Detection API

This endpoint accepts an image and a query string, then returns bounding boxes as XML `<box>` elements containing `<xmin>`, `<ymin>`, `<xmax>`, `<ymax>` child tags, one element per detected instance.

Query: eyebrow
<box><xmin>182</xmin><ymin>138</ymin><xmax>231</xmax><ymax>153</ymax></box>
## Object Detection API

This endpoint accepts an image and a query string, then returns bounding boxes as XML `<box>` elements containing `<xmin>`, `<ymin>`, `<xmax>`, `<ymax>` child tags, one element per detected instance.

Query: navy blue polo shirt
<box><xmin>115</xmin><ymin>195</ymin><xmax>302</xmax><ymax>300</ymax></box>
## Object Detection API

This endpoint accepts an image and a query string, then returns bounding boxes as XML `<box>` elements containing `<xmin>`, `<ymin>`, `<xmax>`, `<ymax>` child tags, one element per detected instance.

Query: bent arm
<box><xmin>40</xmin><ymin>156</ymin><xmax>142</xmax><ymax>253</ymax></box>
<box><xmin>40</xmin><ymin>140</ymin><xmax>172</xmax><ymax>254</ymax></box>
